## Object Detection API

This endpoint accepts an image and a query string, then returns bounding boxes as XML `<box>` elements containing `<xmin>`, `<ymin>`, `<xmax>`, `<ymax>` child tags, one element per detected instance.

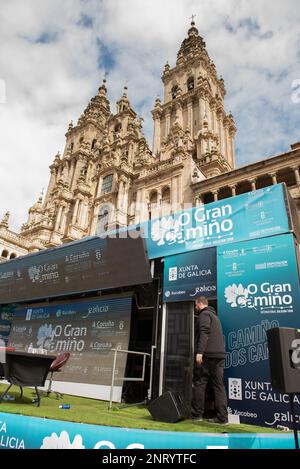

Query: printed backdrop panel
<box><xmin>217</xmin><ymin>233</ymin><xmax>300</xmax><ymax>428</ymax></box>
<box><xmin>5</xmin><ymin>296</ymin><xmax>132</xmax><ymax>388</ymax></box>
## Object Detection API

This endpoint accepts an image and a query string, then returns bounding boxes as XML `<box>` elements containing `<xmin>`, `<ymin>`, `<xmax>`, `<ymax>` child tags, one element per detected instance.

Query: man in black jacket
<box><xmin>191</xmin><ymin>296</ymin><xmax>228</xmax><ymax>424</ymax></box>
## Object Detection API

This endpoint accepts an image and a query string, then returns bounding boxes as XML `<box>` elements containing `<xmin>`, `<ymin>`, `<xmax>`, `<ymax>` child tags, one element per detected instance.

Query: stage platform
<box><xmin>0</xmin><ymin>384</ymin><xmax>296</xmax><ymax>449</ymax></box>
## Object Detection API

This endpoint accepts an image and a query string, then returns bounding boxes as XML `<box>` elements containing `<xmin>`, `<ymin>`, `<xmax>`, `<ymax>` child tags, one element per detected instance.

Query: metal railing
<box><xmin>109</xmin><ymin>348</ymin><xmax>151</xmax><ymax>410</ymax></box>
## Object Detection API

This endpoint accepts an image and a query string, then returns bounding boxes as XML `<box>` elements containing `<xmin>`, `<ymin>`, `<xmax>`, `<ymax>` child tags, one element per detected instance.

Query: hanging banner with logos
<box><xmin>163</xmin><ymin>248</ymin><xmax>216</xmax><ymax>302</ymax></box>
<box><xmin>217</xmin><ymin>233</ymin><xmax>300</xmax><ymax>428</ymax></box>
<box><xmin>0</xmin><ymin>233</ymin><xmax>151</xmax><ymax>305</ymax></box>
<box><xmin>144</xmin><ymin>184</ymin><xmax>291</xmax><ymax>259</ymax></box>
<box><xmin>97</xmin><ymin>183</ymin><xmax>298</xmax><ymax>260</ymax></box>
<box><xmin>5</xmin><ymin>295</ymin><xmax>132</xmax><ymax>401</ymax></box>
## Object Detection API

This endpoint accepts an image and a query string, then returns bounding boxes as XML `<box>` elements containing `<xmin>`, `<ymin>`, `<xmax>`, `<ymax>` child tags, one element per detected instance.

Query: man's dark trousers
<box><xmin>191</xmin><ymin>357</ymin><xmax>228</xmax><ymax>422</ymax></box>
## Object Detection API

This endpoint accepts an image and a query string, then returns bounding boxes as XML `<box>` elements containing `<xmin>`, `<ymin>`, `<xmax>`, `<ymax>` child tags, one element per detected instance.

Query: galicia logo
<box><xmin>228</xmin><ymin>378</ymin><xmax>242</xmax><ymax>400</ymax></box>
<box><xmin>168</xmin><ymin>267</ymin><xmax>177</xmax><ymax>281</ymax></box>
<box><xmin>225</xmin><ymin>282</ymin><xmax>293</xmax><ymax>312</ymax></box>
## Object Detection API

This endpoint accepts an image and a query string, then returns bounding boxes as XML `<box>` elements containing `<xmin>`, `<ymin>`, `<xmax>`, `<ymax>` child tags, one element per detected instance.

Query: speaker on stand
<box><xmin>267</xmin><ymin>327</ymin><xmax>300</xmax><ymax>449</ymax></box>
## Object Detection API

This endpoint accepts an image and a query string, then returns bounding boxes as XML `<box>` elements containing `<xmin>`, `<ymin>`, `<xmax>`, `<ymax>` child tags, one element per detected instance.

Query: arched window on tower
<box><xmin>91</xmin><ymin>139</ymin><xmax>97</xmax><ymax>150</ymax></box>
<box><xmin>1</xmin><ymin>249</ymin><xmax>9</xmax><ymax>258</ymax></box>
<box><xmin>101</xmin><ymin>174</ymin><xmax>113</xmax><ymax>195</ymax></box>
<box><xmin>171</xmin><ymin>85</ymin><xmax>178</xmax><ymax>100</ymax></box>
<box><xmin>114</xmin><ymin>123</ymin><xmax>122</xmax><ymax>133</ymax></box>
<box><xmin>187</xmin><ymin>76</ymin><xmax>195</xmax><ymax>91</ymax></box>
<box><xmin>9</xmin><ymin>253</ymin><xmax>17</xmax><ymax>259</ymax></box>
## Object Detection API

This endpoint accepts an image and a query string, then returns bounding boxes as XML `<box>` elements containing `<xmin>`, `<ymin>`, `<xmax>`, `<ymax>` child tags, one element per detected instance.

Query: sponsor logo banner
<box><xmin>145</xmin><ymin>184</ymin><xmax>289</xmax><ymax>259</ymax></box>
<box><xmin>0</xmin><ymin>412</ymin><xmax>296</xmax><ymax>449</ymax></box>
<box><xmin>163</xmin><ymin>248</ymin><xmax>216</xmax><ymax>302</ymax></box>
<box><xmin>217</xmin><ymin>233</ymin><xmax>300</xmax><ymax>428</ymax></box>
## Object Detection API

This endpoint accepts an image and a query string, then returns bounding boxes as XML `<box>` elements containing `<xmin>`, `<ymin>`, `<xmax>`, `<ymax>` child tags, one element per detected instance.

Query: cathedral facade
<box><xmin>1</xmin><ymin>21</ymin><xmax>300</xmax><ymax>260</ymax></box>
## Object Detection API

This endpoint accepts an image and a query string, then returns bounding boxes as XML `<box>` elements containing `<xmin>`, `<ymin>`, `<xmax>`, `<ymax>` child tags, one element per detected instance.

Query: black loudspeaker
<box><xmin>267</xmin><ymin>327</ymin><xmax>300</xmax><ymax>394</ymax></box>
<box><xmin>147</xmin><ymin>391</ymin><xmax>188</xmax><ymax>423</ymax></box>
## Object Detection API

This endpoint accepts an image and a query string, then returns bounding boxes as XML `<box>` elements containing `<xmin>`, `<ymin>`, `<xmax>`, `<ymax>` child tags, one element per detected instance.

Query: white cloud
<box><xmin>0</xmin><ymin>0</ymin><xmax>299</xmax><ymax>230</ymax></box>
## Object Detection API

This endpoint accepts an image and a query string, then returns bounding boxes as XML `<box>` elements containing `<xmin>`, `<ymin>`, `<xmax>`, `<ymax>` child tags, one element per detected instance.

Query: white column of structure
<box><xmin>135</xmin><ymin>189</ymin><xmax>142</xmax><ymax>224</ymax></box>
<box><xmin>177</xmin><ymin>175</ymin><xmax>182</xmax><ymax>210</ymax></box>
<box><xmin>117</xmin><ymin>181</ymin><xmax>124</xmax><ymax>212</ymax></box>
<box><xmin>70</xmin><ymin>159</ymin><xmax>77</xmax><ymax>188</ymax></box>
<box><xmin>187</xmin><ymin>100</ymin><xmax>193</xmax><ymax>134</ymax></box>
<box><xmin>59</xmin><ymin>207</ymin><xmax>66</xmax><ymax>232</ymax></box>
<box><xmin>72</xmin><ymin>199</ymin><xmax>80</xmax><ymax>225</ymax></box>
<box><xmin>84</xmin><ymin>203</ymin><xmax>90</xmax><ymax>229</ymax></box>
<box><xmin>77</xmin><ymin>201</ymin><xmax>84</xmax><ymax>227</ymax></box>
<box><xmin>293</xmin><ymin>167</ymin><xmax>300</xmax><ymax>186</ymax></box>
<box><xmin>224</xmin><ymin>125</ymin><xmax>230</xmax><ymax>163</ymax></box>
<box><xmin>218</xmin><ymin>115</ymin><xmax>224</xmax><ymax>156</ymax></box>
<box><xmin>230</xmin><ymin>185</ymin><xmax>236</xmax><ymax>197</ymax></box>
<box><xmin>90</xmin><ymin>205</ymin><xmax>99</xmax><ymax>235</ymax></box>
<box><xmin>122</xmin><ymin>181</ymin><xmax>129</xmax><ymax>216</ymax></box>
<box><xmin>54</xmin><ymin>206</ymin><xmax>63</xmax><ymax>232</ymax></box>
<box><xmin>205</xmin><ymin>100</ymin><xmax>210</xmax><ymax>129</ymax></box>
<box><xmin>211</xmin><ymin>105</ymin><xmax>216</xmax><ymax>132</ymax></box>
<box><xmin>153</xmin><ymin>117</ymin><xmax>161</xmax><ymax>155</ymax></box>
<box><xmin>170</xmin><ymin>177</ymin><xmax>175</xmax><ymax>212</ymax></box>
<box><xmin>230</xmin><ymin>131</ymin><xmax>235</xmax><ymax>168</ymax></box>
<box><xmin>165</xmin><ymin>112</ymin><xmax>171</xmax><ymax>137</ymax></box>
<box><xmin>270</xmin><ymin>173</ymin><xmax>278</xmax><ymax>185</ymax></box>
<box><xmin>140</xmin><ymin>188</ymin><xmax>147</xmax><ymax>222</ymax></box>
<box><xmin>199</xmin><ymin>96</ymin><xmax>205</xmax><ymax>128</ymax></box>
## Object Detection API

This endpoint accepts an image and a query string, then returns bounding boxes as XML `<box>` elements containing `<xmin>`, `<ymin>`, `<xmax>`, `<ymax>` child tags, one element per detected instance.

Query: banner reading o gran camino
<box><xmin>144</xmin><ymin>184</ymin><xmax>294</xmax><ymax>259</ymax></box>
<box><xmin>217</xmin><ymin>233</ymin><xmax>300</xmax><ymax>429</ymax></box>
<box><xmin>5</xmin><ymin>295</ymin><xmax>132</xmax><ymax>401</ymax></box>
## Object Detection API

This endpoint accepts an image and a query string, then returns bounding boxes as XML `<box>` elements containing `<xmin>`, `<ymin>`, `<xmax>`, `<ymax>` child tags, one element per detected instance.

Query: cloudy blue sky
<box><xmin>0</xmin><ymin>0</ymin><xmax>300</xmax><ymax>230</ymax></box>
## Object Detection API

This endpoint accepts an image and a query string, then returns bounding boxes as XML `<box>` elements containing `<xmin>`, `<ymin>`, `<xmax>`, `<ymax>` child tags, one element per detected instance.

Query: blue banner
<box><xmin>144</xmin><ymin>184</ymin><xmax>289</xmax><ymax>259</ymax></box>
<box><xmin>217</xmin><ymin>233</ymin><xmax>300</xmax><ymax>428</ymax></box>
<box><xmin>11</xmin><ymin>296</ymin><xmax>132</xmax><ymax>321</ymax></box>
<box><xmin>163</xmin><ymin>248</ymin><xmax>216</xmax><ymax>302</ymax></box>
<box><xmin>0</xmin><ymin>412</ymin><xmax>296</xmax><ymax>449</ymax></box>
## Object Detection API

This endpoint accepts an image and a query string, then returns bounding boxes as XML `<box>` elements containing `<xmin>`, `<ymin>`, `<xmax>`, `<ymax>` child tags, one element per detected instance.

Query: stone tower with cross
<box><xmin>152</xmin><ymin>20</ymin><xmax>236</xmax><ymax>178</ymax></box>
<box><xmin>4</xmin><ymin>21</ymin><xmax>239</xmax><ymax>252</ymax></box>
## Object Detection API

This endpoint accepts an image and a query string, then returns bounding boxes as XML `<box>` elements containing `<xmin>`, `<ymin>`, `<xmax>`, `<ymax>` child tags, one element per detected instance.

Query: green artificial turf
<box><xmin>0</xmin><ymin>384</ymin><xmax>283</xmax><ymax>434</ymax></box>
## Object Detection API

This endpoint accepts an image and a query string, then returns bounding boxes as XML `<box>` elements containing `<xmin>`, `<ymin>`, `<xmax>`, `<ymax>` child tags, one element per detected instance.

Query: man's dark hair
<box><xmin>195</xmin><ymin>296</ymin><xmax>208</xmax><ymax>306</ymax></box>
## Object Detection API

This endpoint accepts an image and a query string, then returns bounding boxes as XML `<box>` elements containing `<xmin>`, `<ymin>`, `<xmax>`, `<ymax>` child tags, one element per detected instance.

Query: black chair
<box><xmin>0</xmin><ymin>351</ymin><xmax>55</xmax><ymax>406</ymax></box>
<box><xmin>45</xmin><ymin>352</ymin><xmax>70</xmax><ymax>399</ymax></box>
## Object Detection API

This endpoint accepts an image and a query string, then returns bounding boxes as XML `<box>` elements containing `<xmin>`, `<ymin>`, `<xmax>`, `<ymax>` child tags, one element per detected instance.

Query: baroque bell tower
<box><xmin>152</xmin><ymin>20</ymin><xmax>236</xmax><ymax>178</ymax></box>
